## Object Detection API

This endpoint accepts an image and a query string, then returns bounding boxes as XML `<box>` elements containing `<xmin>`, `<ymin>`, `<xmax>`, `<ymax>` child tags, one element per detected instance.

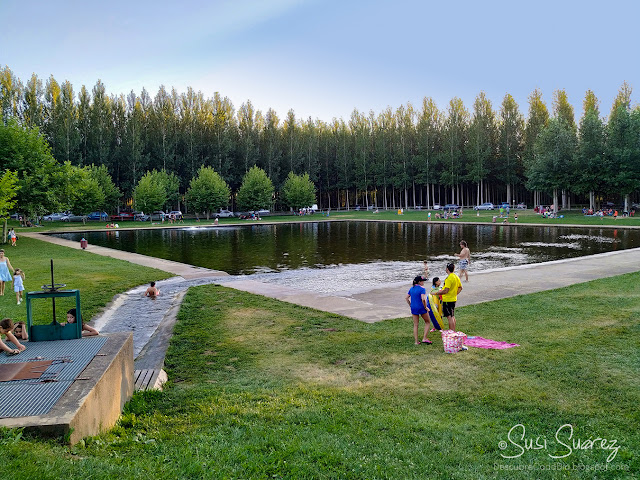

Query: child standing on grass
<box><xmin>9</xmin><ymin>228</ymin><xmax>17</xmax><ymax>247</ymax></box>
<box><xmin>13</xmin><ymin>268</ymin><xmax>25</xmax><ymax>305</ymax></box>
<box><xmin>405</xmin><ymin>275</ymin><xmax>433</xmax><ymax>345</ymax></box>
<box><xmin>0</xmin><ymin>318</ymin><xmax>26</xmax><ymax>355</ymax></box>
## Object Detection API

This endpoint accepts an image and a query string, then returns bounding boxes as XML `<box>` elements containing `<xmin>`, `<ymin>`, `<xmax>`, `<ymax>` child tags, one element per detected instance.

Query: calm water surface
<box><xmin>53</xmin><ymin>222</ymin><xmax>639</xmax><ymax>294</ymax></box>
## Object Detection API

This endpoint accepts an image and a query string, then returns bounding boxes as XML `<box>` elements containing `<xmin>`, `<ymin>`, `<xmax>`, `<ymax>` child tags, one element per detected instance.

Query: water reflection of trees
<box><xmin>57</xmin><ymin>223</ymin><xmax>638</xmax><ymax>275</ymax></box>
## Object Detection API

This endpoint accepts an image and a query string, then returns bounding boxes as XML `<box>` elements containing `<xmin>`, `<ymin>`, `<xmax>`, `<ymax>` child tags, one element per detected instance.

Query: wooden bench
<box><xmin>133</xmin><ymin>369</ymin><xmax>167</xmax><ymax>391</ymax></box>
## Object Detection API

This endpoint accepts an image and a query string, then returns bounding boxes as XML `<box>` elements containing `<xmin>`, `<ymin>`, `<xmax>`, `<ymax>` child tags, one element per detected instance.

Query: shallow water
<box><xmin>52</xmin><ymin>222</ymin><xmax>639</xmax><ymax>294</ymax></box>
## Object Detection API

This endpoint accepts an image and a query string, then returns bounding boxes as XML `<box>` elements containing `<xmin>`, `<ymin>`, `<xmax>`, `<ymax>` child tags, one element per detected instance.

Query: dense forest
<box><xmin>1</xmin><ymin>65</ymin><xmax>639</xmax><ymax>212</ymax></box>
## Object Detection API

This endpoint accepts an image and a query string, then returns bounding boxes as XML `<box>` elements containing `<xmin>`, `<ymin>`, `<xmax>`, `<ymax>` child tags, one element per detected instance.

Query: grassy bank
<box><xmin>2</xmin><ymin>277</ymin><xmax>638</xmax><ymax>479</ymax></box>
<box><xmin>6</xmin><ymin>208</ymin><xmax>640</xmax><ymax>234</ymax></box>
<box><xmin>0</xmin><ymin>236</ymin><xmax>171</xmax><ymax>325</ymax></box>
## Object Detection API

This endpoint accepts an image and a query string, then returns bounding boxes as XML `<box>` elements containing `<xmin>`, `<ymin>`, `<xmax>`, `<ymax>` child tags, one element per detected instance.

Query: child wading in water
<box><xmin>456</xmin><ymin>240</ymin><xmax>471</xmax><ymax>282</ymax></box>
<box><xmin>13</xmin><ymin>268</ymin><xmax>25</xmax><ymax>305</ymax></box>
<box><xmin>144</xmin><ymin>282</ymin><xmax>160</xmax><ymax>300</ymax></box>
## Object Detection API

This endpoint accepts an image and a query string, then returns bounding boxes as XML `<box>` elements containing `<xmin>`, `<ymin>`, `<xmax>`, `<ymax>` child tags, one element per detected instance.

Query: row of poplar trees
<box><xmin>1</xmin><ymin>65</ymin><xmax>638</xmax><ymax>211</ymax></box>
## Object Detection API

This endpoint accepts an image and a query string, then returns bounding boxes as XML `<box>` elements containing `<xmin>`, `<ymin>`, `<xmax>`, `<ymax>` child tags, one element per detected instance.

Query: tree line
<box><xmin>1</xmin><ymin>65</ymin><xmax>639</xmax><ymax>212</ymax></box>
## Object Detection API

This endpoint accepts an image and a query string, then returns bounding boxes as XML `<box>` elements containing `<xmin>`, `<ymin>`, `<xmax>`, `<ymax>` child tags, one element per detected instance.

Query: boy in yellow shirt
<box><xmin>431</xmin><ymin>263</ymin><xmax>462</xmax><ymax>331</ymax></box>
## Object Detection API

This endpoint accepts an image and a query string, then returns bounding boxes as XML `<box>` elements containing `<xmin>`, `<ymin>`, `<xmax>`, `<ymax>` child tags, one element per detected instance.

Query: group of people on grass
<box><xmin>582</xmin><ymin>207</ymin><xmax>635</xmax><ymax>218</ymax></box>
<box><xmin>406</xmin><ymin>241</ymin><xmax>470</xmax><ymax>345</ymax></box>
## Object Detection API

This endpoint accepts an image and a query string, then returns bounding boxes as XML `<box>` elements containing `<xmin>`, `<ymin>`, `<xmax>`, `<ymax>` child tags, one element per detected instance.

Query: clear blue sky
<box><xmin>1</xmin><ymin>0</ymin><xmax>637</xmax><ymax>123</ymax></box>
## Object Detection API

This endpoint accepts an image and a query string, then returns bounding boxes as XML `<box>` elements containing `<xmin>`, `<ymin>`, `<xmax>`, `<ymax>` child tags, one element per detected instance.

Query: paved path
<box><xmin>23</xmin><ymin>229</ymin><xmax>640</xmax><ymax>368</ymax></box>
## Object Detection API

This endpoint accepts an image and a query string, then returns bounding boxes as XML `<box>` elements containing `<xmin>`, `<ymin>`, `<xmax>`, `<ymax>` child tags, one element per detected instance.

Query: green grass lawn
<box><xmin>2</xmin><ymin>275</ymin><xmax>638</xmax><ymax>479</ymax></box>
<box><xmin>0</xmin><ymin>237</ymin><xmax>171</xmax><ymax>325</ymax></box>
<box><xmin>7</xmin><ymin>207</ymin><xmax>640</xmax><ymax>235</ymax></box>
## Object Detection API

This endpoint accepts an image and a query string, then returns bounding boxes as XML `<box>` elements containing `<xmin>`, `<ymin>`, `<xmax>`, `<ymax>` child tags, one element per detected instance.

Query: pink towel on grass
<box><xmin>463</xmin><ymin>336</ymin><xmax>519</xmax><ymax>349</ymax></box>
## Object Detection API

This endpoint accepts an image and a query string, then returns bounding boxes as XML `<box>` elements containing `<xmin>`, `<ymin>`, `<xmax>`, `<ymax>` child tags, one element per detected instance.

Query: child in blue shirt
<box><xmin>405</xmin><ymin>275</ymin><xmax>433</xmax><ymax>345</ymax></box>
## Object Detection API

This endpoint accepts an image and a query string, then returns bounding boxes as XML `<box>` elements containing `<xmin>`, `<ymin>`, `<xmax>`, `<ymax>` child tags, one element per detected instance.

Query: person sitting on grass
<box><xmin>144</xmin><ymin>281</ymin><xmax>160</xmax><ymax>300</ymax></box>
<box><xmin>64</xmin><ymin>308</ymin><xmax>99</xmax><ymax>336</ymax></box>
<box><xmin>0</xmin><ymin>318</ymin><xmax>26</xmax><ymax>355</ymax></box>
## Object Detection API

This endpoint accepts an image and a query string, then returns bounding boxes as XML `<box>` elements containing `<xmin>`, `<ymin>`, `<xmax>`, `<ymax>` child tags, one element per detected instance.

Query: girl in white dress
<box><xmin>13</xmin><ymin>268</ymin><xmax>25</xmax><ymax>305</ymax></box>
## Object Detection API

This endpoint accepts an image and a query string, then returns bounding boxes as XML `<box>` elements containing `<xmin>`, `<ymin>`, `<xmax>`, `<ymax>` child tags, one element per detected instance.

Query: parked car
<box><xmin>134</xmin><ymin>211</ymin><xmax>149</xmax><ymax>221</ymax></box>
<box><xmin>249</xmin><ymin>209</ymin><xmax>270</xmax><ymax>217</ymax></box>
<box><xmin>474</xmin><ymin>202</ymin><xmax>495</xmax><ymax>210</ymax></box>
<box><xmin>432</xmin><ymin>204</ymin><xmax>442</xmax><ymax>210</ymax></box>
<box><xmin>443</xmin><ymin>204</ymin><xmax>459</xmax><ymax>211</ymax></box>
<box><xmin>216</xmin><ymin>209</ymin><xmax>234</xmax><ymax>218</ymax></box>
<box><xmin>498</xmin><ymin>202</ymin><xmax>511</xmax><ymax>210</ymax></box>
<box><xmin>43</xmin><ymin>212</ymin><xmax>70</xmax><ymax>222</ymax></box>
<box><xmin>110</xmin><ymin>212</ymin><xmax>135</xmax><ymax>221</ymax></box>
<box><xmin>168</xmin><ymin>210</ymin><xmax>183</xmax><ymax>217</ymax></box>
<box><xmin>65</xmin><ymin>214</ymin><xmax>88</xmax><ymax>222</ymax></box>
<box><xmin>150</xmin><ymin>211</ymin><xmax>166</xmax><ymax>221</ymax></box>
<box><xmin>516</xmin><ymin>203</ymin><xmax>527</xmax><ymax>209</ymax></box>
<box><xmin>87</xmin><ymin>211</ymin><xmax>109</xmax><ymax>221</ymax></box>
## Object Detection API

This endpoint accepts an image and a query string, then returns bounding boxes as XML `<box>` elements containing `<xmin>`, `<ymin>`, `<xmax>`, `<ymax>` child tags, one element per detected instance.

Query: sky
<box><xmin>1</xmin><ymin>0</ymin><xmax>638</xmax><ymax>123</ymax></box>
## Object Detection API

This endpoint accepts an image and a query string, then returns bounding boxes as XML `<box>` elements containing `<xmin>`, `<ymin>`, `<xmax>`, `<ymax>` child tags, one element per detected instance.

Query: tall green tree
<box><xmin>606</xmin><ymin>83</ymin><xmax>640</xmax><ymax>210</ymax></box>
<box><xmin>134</xmin><ymin>170</ymin><xmax>168</xmax><ymax>213</ymax></box>
<box><xmin>466</xmin><ymin>92</ymin><xmax>496</xmax><ymax>205</ymax></box>
<box><xmin>0</xmin><ymin>66</ymin><xmax>22</xmax><ymax>122</ymax></box>
<box><xmin>415</xmin><ymin>98</ymin><xmax>441</xmax><ymax>208</ymax></box>
<box><xmin>527</xmin><ymin>118</ymin><xmax>576</xmax><ymax>212</ymax></box>
<box><xmin>575</xmin><ymin>91</ymin><xmax>605</xmax><ymax>208</ymax></box>
<box><xmin>58</xmin><ymin>80</ymin><xmax>80</xmax><ymax>165</ymax></box>
<box><xmin>236</xmin><ymin>166</ymin><xmax>274</xmax><ymax>212</ymax></box>
<box><xmin>186</xmin><ymin>166</ymin><xmax>230</xmax><ymax>219</ymax></box>
<box><xmin>497</xmin><ymin>94</ymin><xmax>524</xmax><ymax>204</ymax></box>
<box><xmin>237</xmin><ymin>100</ymin><xmax>260</xmax><ymax>174</ymax></box>
<box><xmin>441</xmin><ymin>98</ymin><xmax>468</xmax><ymax>204</ymax></box>
<box><xmin>22</xmin><ymin>73</ymin><xmax>43</xmax><ymax>129</ymax></box>
<box><xmin>0</xmin><ymin>119</ymin><xmax>61</xmax><ymax>219</ymax></box>
<box><xmin>0</xmin><ymin>170</ymin><xmax>18</xmax><ymax>242</ymax></box>
<box><xmin>88</xmin><ymin>80</ymin><xmax>111</xmax><ymax>166</ymax></box>
<box><xmin>282</xmin><ymin>171</ymin><xmax>316</xmax><ymax>210</ymax></box>
<box><xmin>523</xmin><ymin>89</ymin><xmax>550</xmax><ymax>207</ymax></box>
<box><xmin>88</xmin><ymin>164</ymin><xmax>122</xmax><ymax>212</ymax></box>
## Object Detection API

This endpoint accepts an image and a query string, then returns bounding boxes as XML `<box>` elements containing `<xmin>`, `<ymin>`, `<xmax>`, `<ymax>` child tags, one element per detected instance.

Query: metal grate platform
<box><xmin>0</xmin><ymin>337</ymin><xmax>107</xmax><ymax>418</ymax></box>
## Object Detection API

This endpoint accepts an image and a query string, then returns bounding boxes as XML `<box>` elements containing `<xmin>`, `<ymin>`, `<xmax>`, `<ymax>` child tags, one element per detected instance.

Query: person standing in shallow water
<box><xmin>456</xmin><ymin>240</ymin><xmax>470</xmax><ymax>282</ymax></box>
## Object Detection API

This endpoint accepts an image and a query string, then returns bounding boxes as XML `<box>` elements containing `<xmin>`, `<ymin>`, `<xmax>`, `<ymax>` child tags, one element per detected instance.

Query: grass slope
<box><xmin>2</xmin><ymin>277</ymin><xmax>638</xmax><ymax>479</ymax></box>
<box><xmin>0</xmin><ymin>237</ymin><xmax>171</xmax><ymax>325</ymax></box>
